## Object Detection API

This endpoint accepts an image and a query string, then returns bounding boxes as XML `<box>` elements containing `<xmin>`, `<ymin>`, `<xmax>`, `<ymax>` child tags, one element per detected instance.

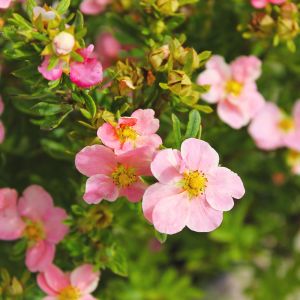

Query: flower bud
<box><xmin>277</xmin><ymin>18</ymin><xmax>299</xmax><ymax>40</ymax></box>
<box><xmin>53</xmin><ymin>31</ymin><xmax>75</xmax><ymax>56</ymax></box>
<box><xmin>250</xmin><ymin>12</ymin><xmax>275</xmax><ymax>38</ymax></box>
<box><xmin>167</xmin><ymin>70</ymin><xmax>192</xmax><ymax>97</ymax></box>
<box><xmin>280</xmin><ymin>2</ymin><xmax>298</xmax><ymax>19</ymax></box>
<box><xmin>149</xmin><ymin>45</ymin><xmax>170</xmax><ymax>71</ymax></box>
<box><xmin>156</xmin><ymin>0</ymin><xmax>179</xmax><ymax>15</ymax></box>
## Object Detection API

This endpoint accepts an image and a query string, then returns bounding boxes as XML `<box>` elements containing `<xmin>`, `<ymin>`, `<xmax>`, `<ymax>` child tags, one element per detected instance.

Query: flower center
<box><xmin>225</xmin><ymin>80</ymin><xmax>243</xmax><ymax>96</ymax></box>
<box><xmin>23</xmin><ymin>220</ymin><xmax>45</xmax><ymax>243</ymax></box>
<box><xmin>117</xmin><ymin>126</ymin><xmax>138</xmax><ymax>143</ymax></box>
<box><xmin>278</xmin><ymin>116</ymin><xmax>294</xmax><ymax>132</ymax></box>
<box><xmin>58</xmin><ymin>286</ymin><xmax>81</xmax><ymax>300</ymax></box>
<box><xmin>182</xmin><ymin>171</ymin><xmax>207</xmax><ymax>198</ymax></box>
<box><xmin>111</xmin><ymin>164</ymin><xmax>137</xmax><ymax>187</ymax></box>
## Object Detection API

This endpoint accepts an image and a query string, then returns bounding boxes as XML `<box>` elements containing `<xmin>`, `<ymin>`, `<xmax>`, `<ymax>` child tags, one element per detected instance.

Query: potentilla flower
<box><xmin>80</xmin><ymin>0</ymin><xmax>111</xmax><ymax>15</ymax></box>
<box><xmin>251</xmin><ymin>0</ymin><xmax>286</xmax><ymax>9</ymax></box>
<box><xmin>248</xmin><ymin>101</ymin><xmax>300</xmax><ymax>151</ymax></box>
<box><xmin>142</xmin><ymin>138</ymin><xmax>245</xmax><ymax>234</ymax></box>
<box><xmin>0</xmin><ymin>96</ymin><xmax>5</xmax><ymax>143</ymax></box>
<box><xmin>0</xmin><ymin>185</ymin><xmax>68</xmax><ymax>272</ymax></box>
<box><xmin>287</xmin><ymin>150</ymin><xmax>300</xmax><ymax>175</ymax></box>
<box><xmin>197</xmin><ymin>55</ymin><xmax>265</xmax><ymax>129</ymax></box>
<box><xmin>37</xmin><ymin>264</ymin><xmax>100</xmax><ymax>300</ymax></box>
<box><xmin>75</xmin><ymin>145</ymin><xmax>153</xmax><ymax>204</ymax></box>
<box><xmin>98</xmin><ymin>109</ymin><xmax>162</xmax><ymax>154</ymax></box>
<box><xmin>70</xmin><ymin>45</ymin><xmax>103</xmax><ymax>88</ymax></box>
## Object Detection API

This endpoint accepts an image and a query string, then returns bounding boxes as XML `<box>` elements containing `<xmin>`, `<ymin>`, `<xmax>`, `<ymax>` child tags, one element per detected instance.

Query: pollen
<box><xmin>111</xmin><ymin>164</ymin><xmax>137</xmax><ymax>187</ymax></box>
<box><xmin>23</xmin><ymin>220</ymin><xmax>45</xmax><ymax>243</ymax></box>
<box><xmin>117</xmin><ymin>126</ymin><xmax>138</xmax><ymax>143</ymax></box>
<box><xmin>182</xmin><ymin>171</ymin><xmax>207</xmax><ymax>198</ymax></box>
<box><xmin>58</xmin><ymin>286</ymin><xmax>81</xmax><ymax>300</ymax></box>
<box><xmin>225</xmin><ymin>80</ymin><xmax>243</xmax><ymax>97</ymax></box>
<box><xmin>278</xmin><ymin>116</ymin><xmax>294</xmax><ymax>132</ymax></box>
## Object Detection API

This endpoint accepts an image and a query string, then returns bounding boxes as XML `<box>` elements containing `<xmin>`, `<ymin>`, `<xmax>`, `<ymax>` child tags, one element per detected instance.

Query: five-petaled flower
<box><xmin>142</xmin><ymin>138</ymin><xmax>245</xmax><ymax>234</ymax></box>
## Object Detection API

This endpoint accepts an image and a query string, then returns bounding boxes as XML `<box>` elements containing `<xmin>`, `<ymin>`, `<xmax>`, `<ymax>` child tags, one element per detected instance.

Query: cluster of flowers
<box><xmin>0</xmin><ymin>185</ymin><xmax>100</xmax><ymax>298</ymax></box>
<box><xmin>75</xmin><ymin>109</ymin><xmax>245</xmax><ymax>235</ymax></box>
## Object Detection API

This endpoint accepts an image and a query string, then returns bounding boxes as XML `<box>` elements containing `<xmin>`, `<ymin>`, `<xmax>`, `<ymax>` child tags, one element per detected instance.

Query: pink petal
<box><xmin>0</xmin><ymin>0</ymin><xmax>12</xmax><ymax>9</ymax></box>
<box><xmin>37</xmin><ymin>273</ymin><xmax>58</xmax><ymax>296</ymax></box>
<box><xmin>117</xmin><ymin>147</ymin><xmax>153</xmax><ymax>176</ymax></box>
<box><xmin>26</xmin><ymin>241</ymin><xmax>55</xmax><ymax>272</ymax></box>
<box><xmin>120</xmin><ymin>180</ymin><xmax>148</xmax><ymax>202</ymax></box>
<box><xmin>38</xmin><ymin>56</ymin><xmax>63</xmax><ymax>81</ymax></box>
<box><xmin>0</xmin><ymin>121</ymin><xmax>5</xmax><ymax>144</ymax></box>
<box><xmin>217</xmin><ymin>100</ymin><xmax>249</xmax><ymax>129</ymax></box>
<box><xmin>152</xmin><ymin>192</ymin><xmax>190</xmax><ymax>235</ymax></box>
<box><xmin>285</xmin><ymin>131</ymin><xmax>300</xmax><ymax>151</ymax></box>
<box><xmin>186</xmin><ymin>197</ymin><xmax>223</xmax><ymax>232</ymax></box>
<box><xmin>181</xmin><ymin>138</ymin><xmax>219</xmax><ymax>173</ymax></box>
<box><xmin>241</xmin><ymin>87</ymin><xmax>265</xmax><ymax>118</ymax></box>
<box><xmin>251</xmin><ymin>0</ymin><xmax>268</xmax><ymax>8</ymax></box>
<box><xmin>248</xmin><ymin>102</ymin><xmax>284</xmax><ymax>150</ymax></box>
<box><xmin>136</xmin><ymin>134</ymin><xmax>162</xmax><ymax>151</ymax></box>
<box><xmin>70</xmin><ymin>264</ymin><xmax>100</xmax><ymax>294</ymax></box>
<box><xmin>80</xmin><ymin>0</ymin><xmax>106</xmax><ymax>15</ymax></box>
<box><xmin>206</xmin><ymin>167</ymin><xmax>245</xmax><ymax>211</ymax></box>
<box><xmin>150</xmin><ymin>149</ymin><xmax>182</xmax><ymax>184</ymax></box>
<box><xmin>142</xmin><ymin>183</ymin><xmax>182</xmax><ymax>223</ymax></box>
<box><xmin>270</xmin><ymin>0</ymin><xmax>286</xmax><ymax>4</ymax></box>
<box><xmin>41</xmin><ymin>264</ymin><xmax>70</xmax><ymax>293</ymax></box>
<box><xmin>119</xmin><ymin>117</ymin><xmax>137</xmax><ymax>127</ymax></box>
<box><xmin>44</xmin><ymin>207</ymin><xmax>68</xmax><ymax>244</ymax></box>
<box><xmin>96</xmin><ymin>32</ymin><xmax>121</xmax><ymax>63</ymax></box>
<box><xmin>231</xmin><ymin>56</ymin><xmax>262</xmax><ymax>83</ymax></box>
<box><xmin>97</xmin><ymin>123</ymin><xmax>121</xmax><ymax>150</ymax></box>
<box><xmin>0</xmin><ymin>188</ymin><xmax>25</xmax><ymax>240</ymax></box>
<box><xmin>84</xmin><ymin>174</ymin><xmax>118</xmax><ymax>204</ymax></box>
<box><xmin>18</xmin><ymin>185</ymin><xmax>54</xmax><ymax>220</ymax></box>
<box><xmin>206</xmin><ymin>55</ymin><xmax>231</xmax><ymax>80</ymax></box>
<box><xmin>75</xmin><ymin>145</ymin><xmax>117</xmax><ymax>177</ymax></box>
<box><xmin>131</xmin><ymin>109</ymin><xmax>160</xmax><ymax>135</ymax></box>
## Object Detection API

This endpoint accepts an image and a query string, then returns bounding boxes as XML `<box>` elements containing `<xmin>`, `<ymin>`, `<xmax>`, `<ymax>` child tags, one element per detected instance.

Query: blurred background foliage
<box><xmin>1</xmin><ymin>0</ymin><xmax>300</xmax><ymax>299</ymax></box>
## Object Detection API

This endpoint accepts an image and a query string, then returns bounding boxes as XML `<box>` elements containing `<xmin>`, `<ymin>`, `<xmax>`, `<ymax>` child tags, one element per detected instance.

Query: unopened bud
<box><xmin>53</xmin><ymin>31</ymin><xmax>75</xmax><ymax>56</ymax></box>
<box><xmin>156</xmin><ymin>0</ymin><xmax>179</xmax><ymax>15</ymax></box>
<box><xmin>167</xmin><ymin>70</ymin><xmax>192</xmax><ymax>97</ymax></box>
<box><xmin>149</xmin><ymin>45</ymin><xmax>170</xmax><ymax>71</ymax></box>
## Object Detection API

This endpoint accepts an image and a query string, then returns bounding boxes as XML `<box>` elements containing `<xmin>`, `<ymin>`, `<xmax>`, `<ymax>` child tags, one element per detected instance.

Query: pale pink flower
<box><xmin>80</xmin><ymin>0</ymin><xmax>111</xmax><ymax>15</ymax></box>
<box><xmin>0</xmin><ymin>96</ymin><xmax>5</xmax><ymax>143</ymax></box>
<box><xmin>96</xmin><ymin>32</ymin><xmax>122</xmax><ymax>69</ymax></box>
<box><xmin>98</xmin><ymin>109</ymin><xmax>162</xmax><ymax>154</ymax></box>
<box><xmin>37</xmin><ymin>264</ymin><xmax>100</xmax><ymax>300</ymax></box>
<box><xmin>248</xmin><ymin>101</ymin><xmax>300</xmax><ymax>151</ymax></box>
<box><xmin>75</xmin><ymin>145</ymin><xmax>153</xmax><ymax>204</ymax></box>
<box><xmin>0</xmin><ymin>185</ymin><xmax>68</xmax><ymax>272</ymax></box>
<box><xmin>142</xmin><ymin>138</ymin><xmax>245</xmax><ymax>234</ymax></box>
<box><xmin>70</xmin><ymin>45</ymin><xmax>103</xmax><ymax>88</ymax></box>
<box><xmin>197</xmin><ymin>55</ymin><xmax>265</xmax><ymax>129</ymax></box>
<box><xmin>0</xmin><ymin>0</ymin><xmax>12</xmax><ymax>9</ymax></box>
<box><xmin>38</xmin><ymin>56</ymin><xmax>63</xmax><ymax>81</ymax></box>
<box><xmin>251</xmin><ymin>0</ymin><xmax>286</xmax><ymax>9</ymax></box>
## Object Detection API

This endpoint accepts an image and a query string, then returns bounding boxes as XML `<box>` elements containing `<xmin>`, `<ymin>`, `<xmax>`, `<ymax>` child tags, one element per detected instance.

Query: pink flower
<box><xmin>248</xmin><ymin>101</ymin><xmax>300</xmax><ymax>151</ymax></box>
<box><xmin>75</xmin><ymin>145</ymin><xmax>153</xmax><ymax>204</ymax></box>
<box><xmin>197</xmin><ymin>55</ymin><xmax>265</xmax><ymax>129</ymax></box>
<box><xmin>0</xmin><ymin>96</ymin><xmax>5</xmax><ymax>143</ymax></box>
<box><xmin>0</xmin><ymin>0</ymin><xmax>12</xmax><ymax>9</ymax></box>
<box><xmin>0</xmin><ymin>185</ymin><xmax>68</xmax><ymax>272</ymax></box>
<box><xmin>98</xmin><ymin>109</ymin><xmax>162</xmax><ymax>154</ymax></box>
<box><xmin>37</xmin><ymin>264</ymin><xmax>100</xmax><ymax>300</ymax></box>
<box><xmin>96</xmin><ymin>32</ymin><xmax>122</xmax><ymax>69</ymax></box>
<box><xmin>251</xmin><ymin>0</ymin><xmax>286</xmax><ymax>9</ymax></box>
<box><xmin>70</xmin><ymin>45</ymin><xmax>103</xmax><ymax>88</ymax></box>
<box><xmin>80</xmin><ymin>0</ymin><xmax>111</xmax><ymax>15</ymax></box>
<box><xmin>38</xmin><ymin>56</ymin><xmax>63</xmax><ymax>81</ymax></box>
<box><xmin>142</xmin><ymin>138</ymin><xmax>245</xmax><ymax>234</ymax></box>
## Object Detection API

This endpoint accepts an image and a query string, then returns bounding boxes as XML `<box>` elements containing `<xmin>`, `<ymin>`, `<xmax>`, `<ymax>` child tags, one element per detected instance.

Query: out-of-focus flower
<box><xmin>251</xmin><ymin>0</ymin><xmax>286</xmax><ymax>9</ymax></box>
<box><xmin>75</xmin><ymin>145</ymin><xmax>152</xmax><ymax>204</ymax></box>
<box><xmin>197</xmin><ymin>55</ymin><xmax>265</xmax><ymax>129</ymax></box>
<box><xmin>0</xmin><ymin>185</ymin><xmax>68</xmax><ymax>272</ymax></box>
<box><xmin>249</xmin><ymin>101</ymin><xmax>300</xmax><ymax>151</ymax></box>
<box><xmin>0</xmin><ymin>96</ymin><xmax>5</xmax><ymax>143</ymax></box>
<box><xmin>0</xmin><ymin>0</ymin><xmax>12</xmax><ymax>9</ymax></box>
<box><xmin>287</xmin><ymin>150</ymin><xmax>300</xmax><ymax>175</ymax></box>
<box><xmin>96</xmin><ymin>32</ymin><xmax>122</xmax><ymax>69</ymax></box>
<box><xmin>142</xmin><ymin>138</ymin><xmax>245</xmax><ymax>234</ymax></box>
<box><xmin>37</xmin><ymin>264</ymin><xmax>100</xmax><ymax>300</ymax></box>
<box><xmin>98</xmin><ymin>109</ymin><xmax>162</xmax><ymax>154</ymax></box>
<box><xmin>80</xmin><ymin>0</ymin><xmax>111</xmax><ymax>15</ymax></box>
<box><xmin>70</xmin><ymin>45</ymin><xmax>103</xmax><ymax>88</ymax></box>
<box><xmin>33</xmin><ymin>6</ymin><xmax>56</xmax><ymax>22</ymax></box>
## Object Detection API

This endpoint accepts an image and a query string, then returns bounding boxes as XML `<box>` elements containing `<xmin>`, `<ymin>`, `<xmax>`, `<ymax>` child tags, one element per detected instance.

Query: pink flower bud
<box><xmin>53</xmin><ymin>32</ymin><xmax>75</xmax><ymax>56</ymax></box>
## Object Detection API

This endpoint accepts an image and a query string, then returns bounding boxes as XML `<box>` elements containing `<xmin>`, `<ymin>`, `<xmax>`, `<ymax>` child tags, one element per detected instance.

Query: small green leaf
<box><xmin>47</xmin><ymin>56</ymin><xmax>60</xmax><ymax>71</ymax></box>
<box><xmin>83</xmin><ymin>93</ymin><xmax>97</xmax><ymax>119</ymax></box>
<box><xmin>25</xmin><ymin>0</ymin><xmax>37</xmax><ymax>19</ymax></box>
<box><xmin>70</xmin><ymin>51</ymin><xmax>84</xmax><ymax>62</ymax></box>
<box><xmin>185</xmin><ymin>109</ymin><xmax>201</xmax><ymax>138</ymax></box>
<box><xmin>31</xmin><ymin>102</ymin><xmax>72</xmax><ymax>116</ymax></box>
<box><xmin>193</xmin><ymin>104</ymin><xmax>213</xmax><ymax>114</ymax></box>
<box><xmin>154</xmin><ymin>230</ymin><xmax>167</xmax><ymax>244</ymax></box>
<box><xmin>198</xmin><ymin>50</ymin><xmax>211</xmax><ymax>63</ymax></box>
<box><xmin>159</xmin><ymin>82</ymin><xmax>169</xmax><ymax>90</ymax></box>
<box><xmin>56</xmin><ymin>0</ymin><xmax>71</xmax><ymax>15</ymax></box>
<box><xmin>171</xmin><ymin>113</ymin><xmax>182</xmax><ymax>149</ymax></box>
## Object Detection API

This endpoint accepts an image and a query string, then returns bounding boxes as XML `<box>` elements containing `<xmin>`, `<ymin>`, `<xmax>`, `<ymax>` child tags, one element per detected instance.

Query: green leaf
<box><xmin>74</xmin><ymin>11</ymin><xmax>84</xmax><ymax>30</ymax></box>
<box><xmin>154</xmin><ymin>230</ymin><xmax>168</xmax><ymax>244</ymax></box>
<box><xmin>56</xmin><ymin>0</ymin><xmax>71</xmax><ymax>15</ymax></box>
<box><xmin>10</xmin><ymin>14</ymin><xmax>32</xmax><ymax>30</ymax></box>
<box><xmin>193</xmin><ymin>104</ymin><xmax>213</xmax><ymax>114</ymax></box>
<box><xmin>198</xmin><ymin>50</ymin><xmax>211</xmax><ymax>63</ymax></box>
<box><xmin>171</xmin><ymin>113</ymin><xmax>182</xmax><ymax>149</ymax></box>
<box><xmin>47</xmin><ymin>56</ymin><xmax>60</xmax><ymax>71</ymax></box>
<box><xmin>25</xmin><ymin>0</ymin><xmax>37</xmax><ymax>19</ymax></box>
<box><xmin>83</xmin><ymin>93</ymin><xmax>97</xmax><ymax>119</ymax></box>
<box><xmin>70</xmin><ymin>51</ymin><xmax>84</xmax><ymax>63</ymax></box>
<box><xmin>31</xmin><ymin>102</ymin><xmax>72</xmax><ymax>116</ymax></box>
<box><xmin>185</xmin><ymin>109</ymin><xmax>201</xmax><ymax>139</ymax></box>
<box><xmin>106</xmin><ymin>245</ymin><xmax>128</xmax><ymax>277</ymax></box>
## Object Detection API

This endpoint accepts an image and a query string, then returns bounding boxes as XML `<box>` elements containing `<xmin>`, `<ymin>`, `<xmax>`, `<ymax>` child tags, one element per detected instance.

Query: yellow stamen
<box><xmin>278</xmin><ymin>116</ymin><xmax>294</xmax><ymax>132</ymax></box>
<box><xmin>23</xmin><ymin>220</ymin><xmax>45</xmax><ymax>243</ymax></box>
<box><xmin>111</xmin><ymin>164</ymin><xmax>137</xmax><ymax>187</ymax></box>
<box><xmin>225</xmin><ymin>80</ymin><xmax>243</xmax><ymax>97</ymax></box>
<box><xmin>182</xmin><ymin>171</ymin><xmax>207</xmax><ymax>198</ymax></box>
<box><xmin>58</xmin><ymin>286</ymin><xmax>81</xmax><ymax>300</ymax></box>
<box><xmin>117</xmin><ymin>126</ymin><xmax>138</xmax><ymax>142</ymax></box>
